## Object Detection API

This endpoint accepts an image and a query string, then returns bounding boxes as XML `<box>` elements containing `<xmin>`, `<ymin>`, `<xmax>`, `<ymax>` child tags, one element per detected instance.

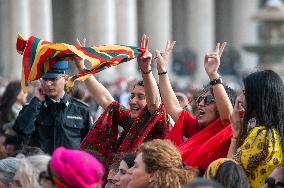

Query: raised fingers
<box><xmin>164</xmin><ymin>41</ymin><xmax>176</xmax><ymax>55</ymax></box>
<box><xmin>145</xmin><ymin>36</ymin><xmax>150</xmax><ymax>50</ymax></box>
<box><xmin>219</xmin><ymin>42</ymin><xmax>227</xmax><ymax>57</ymax></box>
<box><xmin>214</xmin><ymin>43</ymin><xmax>220</xmax><ymax>53</ymax></box>
<box><xmin>140</xmin><ymin>34</ymin><xmax>146</xmax><ymax>48</ymax></box>
<box><xmin>76</xmin><ymin>38</ymin><xmax>82</xmax><ymax>46</ymax></box>
<box><xmin>82</xmin><ymin>38</ymin><xmax>86</xmax><ymax>47</ymax></box>
<box><xmin>76</xmin><ymin>38</ymin><xmax>87</xmax><ymax>47</ymax></box>
<box><xmin>165</xmin><ymin>40</ymin><xmax>170</xmax><ymax>51</ymax></box>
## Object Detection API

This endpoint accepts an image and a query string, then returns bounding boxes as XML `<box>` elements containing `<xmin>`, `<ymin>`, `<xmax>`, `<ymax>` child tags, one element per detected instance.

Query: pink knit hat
<box><xmin>49</xmin><ymin>147</ymin><xmax>105</xmax><ymax>188</ymax></box>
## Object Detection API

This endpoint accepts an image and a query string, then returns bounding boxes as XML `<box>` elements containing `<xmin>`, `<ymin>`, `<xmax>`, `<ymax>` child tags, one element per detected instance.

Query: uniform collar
<box><xmin>44</xmin><ymin>93</ymin><xmax>70</xmax><ymax>107</ymax></box>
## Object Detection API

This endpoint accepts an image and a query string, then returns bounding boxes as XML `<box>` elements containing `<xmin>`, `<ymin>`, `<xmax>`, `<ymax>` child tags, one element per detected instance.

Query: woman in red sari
<box><xmin>156</xmin><ymin>41</ymin><xmax>236</xmax><ymax>172</ymax></box>
<box><xmin>77</xmin><ymin>35</ymin><xmax>171</xmax><ymax>164</ymax></box>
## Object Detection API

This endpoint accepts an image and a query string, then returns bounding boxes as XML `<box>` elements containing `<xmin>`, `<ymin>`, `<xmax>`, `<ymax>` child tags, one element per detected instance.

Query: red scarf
<box><xmin>167</xmin><ymin>110</ymin><xmax>232</xmax><ymax>171</ymax></box>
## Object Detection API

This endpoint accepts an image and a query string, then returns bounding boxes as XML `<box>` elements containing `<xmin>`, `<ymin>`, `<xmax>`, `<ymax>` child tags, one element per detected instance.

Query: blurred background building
<box><xmin>0</xmin><ymin>0</ymin><xmax>282</xmax><ymax>87</ymax></box>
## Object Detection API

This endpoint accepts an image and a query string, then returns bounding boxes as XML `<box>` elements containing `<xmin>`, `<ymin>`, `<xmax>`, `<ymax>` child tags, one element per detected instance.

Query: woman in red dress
<box><xmin>156</xmin><ymin>41</ymin><xmax>236</xmax><ymax>172</ymax></box>
<box><xmin>77</xmin><ymin>35</ymin><xmax>171</xmax><ymax>163</ymax></box>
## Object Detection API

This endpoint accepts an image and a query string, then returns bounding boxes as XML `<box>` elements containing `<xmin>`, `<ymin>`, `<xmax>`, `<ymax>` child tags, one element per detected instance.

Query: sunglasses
<box><xmin>196</xmin><ymin>95</ymin><xmax>215</xmax><ymax>105</ymax></box>
<box><xmin>265</xmin><ymin>177</ymin><xmax>284</xmax><ymax>188</ymax></box>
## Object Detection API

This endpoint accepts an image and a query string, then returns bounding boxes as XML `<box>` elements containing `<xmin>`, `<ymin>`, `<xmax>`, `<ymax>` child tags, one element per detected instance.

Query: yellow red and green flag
<box><xmin>16</xmin><ymin>33</ymin><xmax>145</xmax><ymax>92</ymax></box>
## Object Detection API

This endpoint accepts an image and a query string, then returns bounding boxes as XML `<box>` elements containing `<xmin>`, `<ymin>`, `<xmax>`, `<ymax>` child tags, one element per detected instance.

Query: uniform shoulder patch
<box><xmin>72</xmin><ymin>98</ymin><xmax>89</xmax><ymax>107</ymax></box>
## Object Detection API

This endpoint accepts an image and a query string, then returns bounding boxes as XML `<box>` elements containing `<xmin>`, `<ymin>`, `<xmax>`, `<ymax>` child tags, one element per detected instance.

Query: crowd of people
<box><xmin>0</xmin><ymin>34</ymin><xmax>282</xmax><ymax>188</ymax></box>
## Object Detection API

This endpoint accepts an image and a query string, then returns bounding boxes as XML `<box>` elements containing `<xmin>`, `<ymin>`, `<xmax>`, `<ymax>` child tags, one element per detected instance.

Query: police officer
<box><xmin>14</xmin><ymin>61</ymin><xmax>92</xmax><ymax>154</ymax></box>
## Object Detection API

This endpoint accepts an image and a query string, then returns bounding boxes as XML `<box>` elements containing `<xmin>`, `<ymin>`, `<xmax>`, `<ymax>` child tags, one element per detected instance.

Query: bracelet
<box><xmin>158</xmin><ymin>71</ymin><xmax>167</xmax><ymax>76</ymax></box>
<box><xmin>141</xmin><ymin>69</ymin><xmax>152</xmax><ymax>74</ymax></box>
<box><xmin>210</xmin><ymin>77</ymin><xmax>223</xmax><ymax>86</ymax></box>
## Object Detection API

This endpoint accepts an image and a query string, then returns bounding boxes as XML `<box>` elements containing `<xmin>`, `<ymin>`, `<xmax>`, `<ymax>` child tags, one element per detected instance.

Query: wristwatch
<box><xmin>210</xmin><ymin>77</ymin><xmax>223</xmax><ymax>86</ymax></box>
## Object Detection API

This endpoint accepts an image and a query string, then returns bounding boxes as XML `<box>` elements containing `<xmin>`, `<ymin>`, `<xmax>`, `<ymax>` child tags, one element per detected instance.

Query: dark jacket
<box><xmin>13</xmin><ymin>93</ymin><xmax>92</xmax><ymax>154</ymax></box>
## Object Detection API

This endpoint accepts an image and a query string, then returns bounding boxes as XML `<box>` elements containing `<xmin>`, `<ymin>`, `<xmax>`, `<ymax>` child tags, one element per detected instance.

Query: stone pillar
<box><xmin>85</xmin><ymin>0</ymin><xmax>116</xmax><ymax>45</ymax></box>
<box><xmin>115</xmin><ymin>0</ymin><xmax>138</xmax><ymax>79</ymax></box>
<box><xmin>0</xmin><ymin>0</ymin><xmax>11</xmax><ymax>77</ymax></box>
<box><xmin>232</xmin><ymin>0</ymin><xmax>258</xmax><ymax>71</ymax></box>
<box><xmin>29</xmin><ymin>0</ymin><xmax>53</xmax><ymax>41</ymax></box>
<box><xmin>172</xmin><ymin>0</ymin><xmax>187</xmax><ymax>47</ymax></box>
<box><xmin>185</xmin><ymin>0</ymin><xmax>215</xmax><ymax>83</ymax></box>
<box><xmin>85</xmin><ymin>0</ymin><xmax>116</xmax><ymax>81</ymax></box>
<box><xmin>70</xmin><ymin>0</ymin><xmax>88</xmax><ymax>40</ymax></box>
<box><xmin>52</xmin><ymin>0</ymin><xmax>88</xmax><ymax>75</ymax></box>
<box><xmin>215</xmin><ymin>0</ymin><xmax>233</xmax><ymax>43</ymax></box>
<box><xmin>138</xmin><ymin>0</ymin><xmax>172</xmax><ymax>74</ymax></box>
<box><xmin>0</xmin><ymin>0</ymin><xmax>31</xmax><ymax>79</ymax></box>
<box><xmin>52</xmin><ymin>0</ymin><xmax>73</xmax><ymax>43</ymax></box>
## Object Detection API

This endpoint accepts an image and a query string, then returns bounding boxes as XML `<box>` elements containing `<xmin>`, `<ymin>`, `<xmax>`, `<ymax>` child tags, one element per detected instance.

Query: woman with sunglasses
<box><xmin>155</xmin><ymin>42</ymin><xmax>236</xmax><ymax>172</ymax></box>
<box><xmin>228</xmin><ymin>70</ymin><xmax>284</xmax><ymax>188</ymax></box>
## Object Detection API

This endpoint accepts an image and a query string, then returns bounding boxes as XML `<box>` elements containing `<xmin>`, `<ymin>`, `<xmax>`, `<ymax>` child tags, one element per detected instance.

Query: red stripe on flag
<box><xmin>23</xmin><ymin>36</ymin><xmax>35</xmax><ymax>81</ymax></box>
<box><xmin>35</xmin><ymin>48</ymin><xmax>57</xmax><ymax>79</ymax></box>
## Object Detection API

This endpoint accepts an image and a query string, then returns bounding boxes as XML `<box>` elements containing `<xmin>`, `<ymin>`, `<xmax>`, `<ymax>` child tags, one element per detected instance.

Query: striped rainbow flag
<box><xmin>16</xmin><ymin>33</ymin><xmax>145</xmax><ymax>92</ymax></box>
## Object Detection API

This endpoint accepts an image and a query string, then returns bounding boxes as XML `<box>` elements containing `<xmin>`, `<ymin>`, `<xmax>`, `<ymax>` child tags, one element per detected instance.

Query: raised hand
<box><xmin>74</xmin><ymin>38</ymin><xmax>86</xmax><ymax>71</ymax></box>
<box><xmin>138</xmin><ymin>34</ymin><xmax>152</xmax><ymax>74</ymax></box>
<box><xmin>204</xmin><ymin>42</ymin><xmax>226</xmax><ymax>79</ymax></box>
<box><xmin>229</xmin><ymin>94</ymin><xmax>245</xmax><ymax>138</ymax></box>
<box><xmin>156</xmin><ymin>40</ymin><xmax>176</xmax><ymax>73</ymax></box>
<box><xmin>33</xmin><ymin>82</ymin><xmax>45</xmax><ymax>102</ymax></box>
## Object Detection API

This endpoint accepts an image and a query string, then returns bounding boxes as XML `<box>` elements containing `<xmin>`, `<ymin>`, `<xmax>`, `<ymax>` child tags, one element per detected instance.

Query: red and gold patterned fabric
<box><xmin>81</xmin><ymin>101</ymin><xmax>171</xmax><ymax>164</ymax></box>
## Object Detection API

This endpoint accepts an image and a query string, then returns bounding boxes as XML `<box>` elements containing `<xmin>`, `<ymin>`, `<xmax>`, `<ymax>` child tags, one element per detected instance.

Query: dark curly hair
<box><xmin>202</xmin><ymin>83</ymin><xmax>237</xmax><ymax>109</ymax></box>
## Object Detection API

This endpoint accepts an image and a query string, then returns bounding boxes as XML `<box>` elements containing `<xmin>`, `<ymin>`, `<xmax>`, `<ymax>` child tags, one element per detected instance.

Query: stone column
<box><xmin>115</xmin><ymin>0</ymin><xmax>138</xmax><ymax>79</ymax></box>
<box><xmin>85</xmin><ymin>0</ymin><xmax>117</xmax><ymax>81</ymax></box>
<box><xmin>185</xmin><ymin>0</ymin><xmax>215</xmax><ymax>83</ymax></box>
<box><xmin>52</xmin><ymin>0</ymin><xmax>73</xmax><ymax>43</ymax></box>
<box><xmin>0</xmin><ymin>0</ymin><xmax>11</xmax><ymax>77</ymax></box>
<box><xmin>172</xmin><ymin>0</ymin><xmax>187</xmax><ymax>47</ymax></box>
<box><xmin>138</xmin><ymin>0</ymin><xmax>172</xmax><ymax>74</ymax></box>
<box><xmin>85</xmin><ymin>0</ymin><xmax>116</xmax><ymax>45</ymax></box>
<box><xmin>215</xmin><ymin>0</ymin><xmax>233</xmax><ymax>43</ymax></box>
<box><xmin>232</xmin><ymin>0</ymin><xmax>258</xmax><ymax>71</ymax></box>
<box><xmin>29</xmin><ymin>0</ymin><xmax>53</xmax><ymax>41</ymax></box>
<box><xmin>0</xmin><ymin>0</ymin><xmax>31</xmax><ymax>79</ymax></box>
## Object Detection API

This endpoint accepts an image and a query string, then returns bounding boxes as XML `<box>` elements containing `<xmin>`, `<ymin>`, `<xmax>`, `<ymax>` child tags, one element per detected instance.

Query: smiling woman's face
<box><xmin>128</xmin><ymin>85</ymin><xmax>147</xmax><ymax>119</ymax></box>
<box><xmin>196</xmin><ymin>91</ymin><xmax>219</xmax><ymax>126</ymax></box>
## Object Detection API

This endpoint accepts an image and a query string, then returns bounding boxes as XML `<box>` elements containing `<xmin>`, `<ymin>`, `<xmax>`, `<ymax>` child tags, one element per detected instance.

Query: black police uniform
<box><xmin>13</xmin><ymin>93</ymin><xmax>92</xmax><ymax>154</ymax></box>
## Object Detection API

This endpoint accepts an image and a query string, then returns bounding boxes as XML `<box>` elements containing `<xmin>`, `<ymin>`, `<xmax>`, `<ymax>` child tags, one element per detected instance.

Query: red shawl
<box><xmin>81</xmin><ymin>101</ymin><xmax>171</xmax><ymax>164</ymax></box>
<box><xmin>166</xmin><ymin>110</ymin><xmax>232</xmax><ymax>171</ymax></box>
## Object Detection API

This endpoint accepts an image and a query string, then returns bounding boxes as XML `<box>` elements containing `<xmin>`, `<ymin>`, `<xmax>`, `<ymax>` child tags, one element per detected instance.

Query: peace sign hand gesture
<box><xmin>204</xmin><ymin>42</ymin><xmax>226</xmax><ymax>80</ymax></box>
<box><xmin>156</xmin><ymin>40</ymin><xmax>176</xmax><ymax>73</ymax></box>
<box><xmin>138</xmin><ymin>34</ymin><xmax>152</xmax><ymax>74</ymax></box>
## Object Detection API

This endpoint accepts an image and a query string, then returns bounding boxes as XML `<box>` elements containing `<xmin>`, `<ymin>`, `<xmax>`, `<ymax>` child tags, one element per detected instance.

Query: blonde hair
<box><xmin>15</xmin><ymin>154</ymin><xmax>51</xmax><ymax>188</ymax></box>
<box><xmin>139</xmin><ymin>139</ymin><xmax>196</xmax><ymax>188</ymax></box>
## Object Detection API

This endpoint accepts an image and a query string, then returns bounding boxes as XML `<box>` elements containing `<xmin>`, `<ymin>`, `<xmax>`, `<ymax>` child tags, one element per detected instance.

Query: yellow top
<box><xmin>233</xmin><ymin>126</ymin><xmax>283</xmax><ymax>188</ymax></box>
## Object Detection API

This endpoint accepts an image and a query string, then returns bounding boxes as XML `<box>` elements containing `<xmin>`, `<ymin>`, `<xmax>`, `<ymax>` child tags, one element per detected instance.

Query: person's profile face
<box><xmin>127</xmin><ymin>153</ymin><xmax>150</xmax><ymax>188</ymax></box>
